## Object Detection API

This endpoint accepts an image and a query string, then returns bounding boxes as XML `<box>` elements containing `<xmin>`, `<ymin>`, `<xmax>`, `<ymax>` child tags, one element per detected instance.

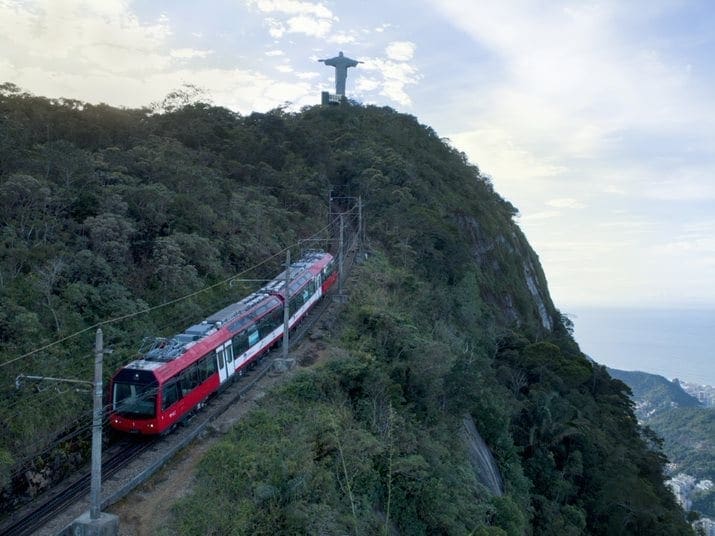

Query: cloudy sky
<box><xmin>2</xmin><ymin>0</ymin><xmax>714</xmax><ymax>310</ymax></box>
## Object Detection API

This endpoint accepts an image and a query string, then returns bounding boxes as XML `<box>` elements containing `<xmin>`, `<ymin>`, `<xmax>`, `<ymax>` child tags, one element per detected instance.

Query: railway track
<box><xmin>0</xmin><ymin>231</ymin><xmax>360</xmax><ymax>536</ymax></box>
<box><xmin>0</xmin><ymin>439</ymin><xmax>154</xmax><ymax>536</ymax></box>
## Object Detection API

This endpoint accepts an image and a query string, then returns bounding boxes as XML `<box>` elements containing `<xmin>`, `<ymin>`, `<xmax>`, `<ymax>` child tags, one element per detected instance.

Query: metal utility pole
<box><xmin>338</xmin><ymin>213</ymin><xmax>344</xmax><ymax>295</ymax></box>
<box><xmin>90</xmin><ymin>328</ymin><xmax>103</xmax><ymax>520</ymax></box>
<box><xmin>282</xmin><ymin>250</ymin><xmax>290</xmax><ymax>360</ymax></box>
<box><xmin>16</xmin><ymin>329</ymin><xmax>118</xmax><ymax>532</ymax></box>
<box><xmin>328</xmin><ymin>187</ymin><xmax>333</xmax><ymax>229</ymax></box>
<box><xmin>357</xmin><ymin>196</ymin><xmax>363</xmax><ymax>251</ymax></box>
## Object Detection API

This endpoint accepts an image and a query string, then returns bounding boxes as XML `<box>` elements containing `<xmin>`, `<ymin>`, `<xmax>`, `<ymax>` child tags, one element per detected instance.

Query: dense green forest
<box><xmin>0</xmin><ymin>83</ymin><xmax>693</xmax><ymax>534</ymax></box>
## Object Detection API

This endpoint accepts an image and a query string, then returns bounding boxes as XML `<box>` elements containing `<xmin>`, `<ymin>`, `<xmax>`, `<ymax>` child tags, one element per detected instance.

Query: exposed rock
<box><xmin>461</xmin><ymin>415</ymin><xmax>503</xmax><ymax>496</ymax></box>
<box><xmin>523</xmin><ymin>260</ymin><xmax>553</xmax><ymax>331</ymax></box>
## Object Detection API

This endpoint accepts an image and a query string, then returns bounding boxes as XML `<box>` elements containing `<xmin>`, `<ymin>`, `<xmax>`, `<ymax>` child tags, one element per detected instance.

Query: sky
<box><xmin>1</xmin><ymin>0</ymin><xmax>715</xmax><ymax>311</ymax></box>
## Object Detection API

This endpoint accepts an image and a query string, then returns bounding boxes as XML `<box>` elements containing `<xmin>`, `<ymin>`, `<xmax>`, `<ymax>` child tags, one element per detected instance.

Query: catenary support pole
<box><xmin>357</xmin><ymin>196</ymin><xmax>363</xmax><ymax>251</ymax></box>
<box><xmin>90</xmin><ymin>328</ymin><xmax>103</xmax><ymax>520</ymax></box>
<box><xmin>282</xmin><ymin>250</ymin><xmax>290</xmax><ymax>360</ymax></box>
<box><xmin>338</xmin><ymin>213</ymin><xmax>344</xmax><ymax>295</ymax></box>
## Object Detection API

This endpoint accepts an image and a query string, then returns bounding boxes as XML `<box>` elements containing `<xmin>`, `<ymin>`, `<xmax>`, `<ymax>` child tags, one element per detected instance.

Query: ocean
<box><xmin>568</xmin><ymin>307</ymin><xmax>715</xmax><ymax>387</ymax></box>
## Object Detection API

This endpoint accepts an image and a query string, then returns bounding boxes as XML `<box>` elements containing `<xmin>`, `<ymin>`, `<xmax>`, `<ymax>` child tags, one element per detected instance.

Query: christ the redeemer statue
<box><xmin>318</xmin><ymin>51</ymin><xmax>361</xmax><ymax>96</ymax></box>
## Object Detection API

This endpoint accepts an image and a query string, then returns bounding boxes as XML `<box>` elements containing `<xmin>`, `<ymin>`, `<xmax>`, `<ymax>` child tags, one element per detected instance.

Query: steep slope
<box><xmin>0</xmin><ymin>87</ymin><xmax>692</xmax><ymax>534</ymax></box>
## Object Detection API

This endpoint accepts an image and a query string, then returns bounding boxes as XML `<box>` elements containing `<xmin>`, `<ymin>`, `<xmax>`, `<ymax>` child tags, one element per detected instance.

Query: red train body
<box><xmin>109</xmin><ymin>251</ymin><xmax>337</xmax><ymax>434</ymax></box>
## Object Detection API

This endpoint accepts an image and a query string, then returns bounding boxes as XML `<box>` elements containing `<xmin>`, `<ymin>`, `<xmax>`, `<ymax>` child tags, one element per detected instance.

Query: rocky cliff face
<box><xmin>462</xmin><ymin>414</ymin><xmax>504</xmax><ymax>496</ymax></box>
<box><xmin>455</xmin><ymin>212</ymin><xmax>557</xmax><ymax>334</ymax></box>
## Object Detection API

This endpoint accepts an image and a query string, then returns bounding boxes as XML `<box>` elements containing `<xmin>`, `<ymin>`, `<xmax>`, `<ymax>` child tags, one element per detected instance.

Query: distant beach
<box><xmin>568</xmin><ymin>307</ymin><xmax>715</xmax><ymax>387</ymax></box>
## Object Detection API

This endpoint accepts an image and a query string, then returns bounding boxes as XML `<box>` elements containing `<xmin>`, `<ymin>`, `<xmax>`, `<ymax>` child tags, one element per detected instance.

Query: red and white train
<box><xmin>109</xmin><ymin>250</ymin><xmax>337</xmax><ymax>434</ymax></box>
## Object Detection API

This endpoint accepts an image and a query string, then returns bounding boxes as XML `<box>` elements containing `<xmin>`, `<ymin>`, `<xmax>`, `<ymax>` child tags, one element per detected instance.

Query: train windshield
<box><xmin>112</xmin><ymin>382</ymin><xmax>157</xmax><ymax>418</ymax></box>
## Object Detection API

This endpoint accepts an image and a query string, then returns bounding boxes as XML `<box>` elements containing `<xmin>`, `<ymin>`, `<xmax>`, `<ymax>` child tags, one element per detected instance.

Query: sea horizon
<box><xmin>565</xmin><ymin>305</ymin><xmax>715</xmax><ymax>387</ymax></box>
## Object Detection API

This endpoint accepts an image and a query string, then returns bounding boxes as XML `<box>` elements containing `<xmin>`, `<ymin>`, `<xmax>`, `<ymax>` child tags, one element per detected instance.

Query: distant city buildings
<box><xmin>694</xmin><ymin>517</ymin><xmax>715</xmax><ymax>536</ymax></box>
<box><xmin>678</xmin><ymin>380</ymin><xmax>715</xmax><ymax>407</ymax></box>
<box><xmin>668</xmin><ymin>473</ymin><xmax>697</xmax><ymax>510</ymax></box>
<box><xmin>666</xmin><ymin>473</ymin><xmax>714</xmax><ymax>533</ymax></box>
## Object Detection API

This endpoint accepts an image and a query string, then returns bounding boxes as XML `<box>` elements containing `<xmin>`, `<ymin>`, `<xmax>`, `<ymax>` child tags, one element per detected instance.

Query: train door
<box><xmin>216</xmin><ymin>345</ymin><xmax>228</xmax><ymax>384</ymax></box>
<box><xmin>224</xmin><ymin>341</ymin><xmax>236</xmax><ymax>378</ymax></box>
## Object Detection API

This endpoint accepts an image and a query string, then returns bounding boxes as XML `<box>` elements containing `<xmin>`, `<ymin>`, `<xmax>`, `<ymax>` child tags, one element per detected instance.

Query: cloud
<box><xmin>449</xmin><ymin>125</ymin><xmax>568</xmax><ymax>189</ymax></box>
<box><xmin>170</xmin><ymin>48</ymin><xmax>213</xmax><ymax>59</ymax></box>
<box><xmin>547</xmin><ymin>198</ymin><xmax>586</xmax><ymax>209</ymax></box>
<box><xmin>385</xmin><ymin>41</ymin><xmax>415</xmax><ymax>61</ymax></box>
<box><xmin>295</xmin><ymin>71</ymin><xmax>319</xmax><ymax>80</ymax></box>
<box><xmin>285</xmin><ymin>14</ymin><xmax>332</xmax><ymax>37</ymax></box>
<box><xmin>247</xmin><ymin>0</ymin><xmax>336</xmax><ymax>38</ymax></box>
<box><xmin>519</xmin><ymin>210</ymin><xmax>560</xmax><ymax>222</ymax></box>
<box><xmin>0</xmin><ymin>1</ymin><xmax>319</xmax><ymax>113</ymax></box>
<box><xmin>0</xmin><ymin>0</ymin><xmax>172</xmax><ymax>77</ymax></box>
<box><xmin>356</xmin><ymin>77</ymin><xmax>380</xmax><ymax>92</ymax></box>
<box><xmin>265</xmin><ymin>49</ymin><xmax>285</xmax><ymax>56</ymax></box>
<box><xmin>327</xmin><ymin>31</ymin><xmax>357</xmax><ymax>45</ymax></box>
<box><xmin>428</xmin><ymin>0</ymin><xmax>715</xmax><ymax>186</ymax></box>
<box><xmin>248</xmin><ymin>0</ymin><xmax>333</xmax><ymax>19</ymax></box>
<box><xmin>265</xmin><ymin>18</ymin><xmax>286</xmax><ymax>38</ymax></box>
<box><xmin>359</xmin><ymin>56</ymin><xmax>420</xmax><ymax>106</ymax></box>
<box><xmin>654</xmin><ymin>220</ymin><xmax>715</xmax><ymax>256</ymax></box>
<box><xmin>644</xmin><ymin>173</ymin><xmax>715</xmax><ymax>202</ymax></box>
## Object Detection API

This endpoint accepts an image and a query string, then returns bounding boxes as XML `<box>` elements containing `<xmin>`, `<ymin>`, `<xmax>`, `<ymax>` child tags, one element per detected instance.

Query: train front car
<box><xmin>109</xmin><ymin>327</ymin><xmax>226</xmax><ymax>435</ymax></box>
<box><xmin>110</xmin><ymin>363</ymin><xmax>162</xmax><ymax>434</ymax></box>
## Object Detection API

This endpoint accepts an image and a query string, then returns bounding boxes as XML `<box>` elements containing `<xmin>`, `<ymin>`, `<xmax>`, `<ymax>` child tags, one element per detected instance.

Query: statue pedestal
<box><xmin>321</xmin><ymin>92</ymin><xmax>345</xmax><ymax>106</ymax></box>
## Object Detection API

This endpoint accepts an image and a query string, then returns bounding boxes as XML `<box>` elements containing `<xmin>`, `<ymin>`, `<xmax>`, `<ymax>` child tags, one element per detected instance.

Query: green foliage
<box><xmin>649</xmin><ymin>408</ymin><xmax>715</xmax><ymax>481</ymax></box>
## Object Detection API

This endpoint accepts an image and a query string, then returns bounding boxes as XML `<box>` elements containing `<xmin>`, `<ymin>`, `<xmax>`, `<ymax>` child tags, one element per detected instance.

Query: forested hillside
<box><xmin>0</xmin><ymin>84</ymin><xmax>692</xmax><ymax>534</ymax></box>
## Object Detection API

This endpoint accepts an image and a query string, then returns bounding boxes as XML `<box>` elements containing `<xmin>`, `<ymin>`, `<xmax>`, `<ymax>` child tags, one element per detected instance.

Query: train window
<box><xmin>113</xmin><ymin>381</ymin><xmax>157</xmax><ymax>417</ymax></box>
<box><xmin>270</xmin><ymin>309</ymin><xmax>282</xmax><ymax>331</ymax></box>
<box><xmin>257</xmin><ymin>318</ymin><xmax>268</xmax><ymax>338</ymax></box>
<box><xmin>198</xmin><ymin>354</ymin><xmax>216</xmax><ymax>380</ymax></box>
<box><xmin>180</xmin><ymin>364</ymin><xmax>199</xmax><ymax>395</ymax></box>
<box><xmin>289</xmin><ymin>292</ymin><xmax>304</xmax><ymax>311</ymax></box>
<box><xmin>257</xmin><ymin>308</ymin><xmax>280</xmax><ymax>337</ymax></box>
<box><xmin>324</xmin><ymin>260</ymin><xmax>335</xmax><ymax>277</ymax></box>
<box><xmin>217</xmin><ymin>348</ymin><xmax>225</xmax><ymax>369</ymax></box>
<box><xmin>233</xmin><ymin>330</ymin><xmax>250</xmax><ymax>355</ymax></box>
<box><xmin>225</xmin><ymin>344</ymin><xmax>234</xmax><ymax>363</ymax></box>
<box><xmin>248</xmin><ymin>328</ymin><xmax>259</xmax><ymax>347</ymax></box>
<box><xmin>162</xmin><ymin>381</ymin><xmax>181</xmax><ymax>410</ymax></box>
<box><xmin>228</xmin><ymin>316</ymin><xmax>251</xmax><ymax>334</ymax></box>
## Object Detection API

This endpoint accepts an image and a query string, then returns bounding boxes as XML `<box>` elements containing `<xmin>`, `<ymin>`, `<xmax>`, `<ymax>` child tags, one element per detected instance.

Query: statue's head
<box><xmin>339</xmin><ymin>51</ymin><xmax>344</xmax><ymax>56</ymax></box>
